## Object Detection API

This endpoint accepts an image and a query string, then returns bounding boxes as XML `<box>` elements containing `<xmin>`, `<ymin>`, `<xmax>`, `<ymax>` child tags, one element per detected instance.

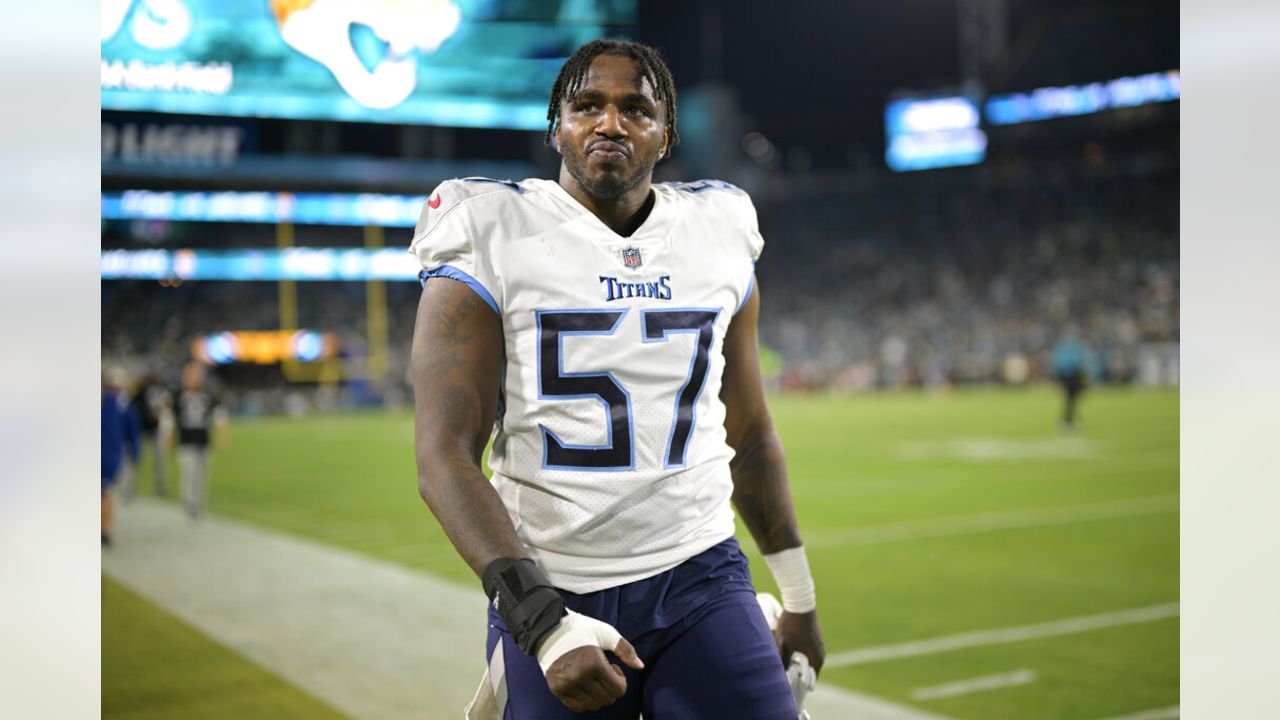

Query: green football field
<box><xmin>108</xmin><ymin>386</ymin><xmax>1178</xmax><ymax>719</ymax></box>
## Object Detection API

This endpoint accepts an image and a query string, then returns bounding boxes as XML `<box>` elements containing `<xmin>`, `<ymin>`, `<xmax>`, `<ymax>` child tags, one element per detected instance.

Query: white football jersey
<box><xmin>410</xmin><ymin>177</ymin><xmax>762</xmax><ymax>593</ymax></box>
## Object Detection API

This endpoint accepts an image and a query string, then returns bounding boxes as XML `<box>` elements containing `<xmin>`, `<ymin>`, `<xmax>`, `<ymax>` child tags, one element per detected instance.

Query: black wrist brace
<box><xmin>481</xmin><ymin>557</ymin><xmax>566</xmax><ymax>655</ymax></box>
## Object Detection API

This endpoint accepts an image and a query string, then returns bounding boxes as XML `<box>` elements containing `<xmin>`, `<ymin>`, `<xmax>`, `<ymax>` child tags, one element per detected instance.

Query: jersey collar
<box><xmin>536</xmin><ymin>178</ymin><xmax>677</xmax><ymax>245</ymax></box>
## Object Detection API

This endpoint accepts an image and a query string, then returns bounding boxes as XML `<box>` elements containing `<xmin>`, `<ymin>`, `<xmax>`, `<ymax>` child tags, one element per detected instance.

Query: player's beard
<box><xmin>562</xmin><ymin>142</ymin><xmax>660</xmax><ymax>202</ymax></box>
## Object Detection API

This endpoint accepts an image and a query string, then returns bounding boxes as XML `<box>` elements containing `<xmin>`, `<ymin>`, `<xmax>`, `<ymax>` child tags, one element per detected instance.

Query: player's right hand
<box><xmin>537</xmin><ymin>610</ymin><xmax>644</xmax><ymax>712</ymax></box>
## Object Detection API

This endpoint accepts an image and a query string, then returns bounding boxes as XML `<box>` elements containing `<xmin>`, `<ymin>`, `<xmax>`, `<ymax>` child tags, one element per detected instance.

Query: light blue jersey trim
<box><xmin>420</xmin><ymin>265</ymin><xmax>499</xmax><ymax>315</ymax></box>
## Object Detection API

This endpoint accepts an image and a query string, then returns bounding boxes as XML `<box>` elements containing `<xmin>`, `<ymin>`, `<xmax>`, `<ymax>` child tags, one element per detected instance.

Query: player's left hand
<box><xmin>775</xmin><ymin>610</ymin><xmax>825</xmax><ymax>676</ymax></box>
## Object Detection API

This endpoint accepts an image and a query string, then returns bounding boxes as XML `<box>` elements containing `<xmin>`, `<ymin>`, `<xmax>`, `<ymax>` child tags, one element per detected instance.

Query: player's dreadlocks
<box><xmin>545</xmin><ymin>39</ymin><xmax>680</xmax><ymax>157</ymax></box>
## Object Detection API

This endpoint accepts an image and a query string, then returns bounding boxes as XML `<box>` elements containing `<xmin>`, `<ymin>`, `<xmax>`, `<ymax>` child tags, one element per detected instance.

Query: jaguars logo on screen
<box><xmin>270</xmin><ymin>0</ymin><xmax>462</xmax><ymax>110</ymax></box>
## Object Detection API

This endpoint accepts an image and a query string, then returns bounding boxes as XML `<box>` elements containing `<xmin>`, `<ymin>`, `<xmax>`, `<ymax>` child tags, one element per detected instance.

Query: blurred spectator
<box><xmin>129</xmin><ymin>373</ymin><xmax>173</xmax><ymax>498</ymax></box>
<box><xmin>101</xmin><ymin>367</ymin><xmax>139</xmax><ymax>546</ymax></box>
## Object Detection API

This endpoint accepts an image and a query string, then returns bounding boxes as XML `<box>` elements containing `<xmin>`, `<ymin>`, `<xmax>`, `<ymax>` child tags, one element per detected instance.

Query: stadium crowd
<box><xmin>753</xmin><ymin>147</ymin><xmax>1178</xmax><ymax>391</ymax></box>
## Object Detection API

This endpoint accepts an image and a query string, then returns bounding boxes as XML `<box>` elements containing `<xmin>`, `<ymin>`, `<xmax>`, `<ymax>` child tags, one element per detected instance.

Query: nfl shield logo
<box><xmin>621</xmin><ymin>247</ymin><xmax>643</xmax><ymax>269</ymax></box>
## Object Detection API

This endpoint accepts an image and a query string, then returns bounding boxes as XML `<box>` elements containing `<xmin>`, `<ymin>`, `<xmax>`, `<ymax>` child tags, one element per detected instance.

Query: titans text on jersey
<box><xmin>599</xmin><ymin>275</ymin><xmax>672</xmax><ymax>302</ymax></box>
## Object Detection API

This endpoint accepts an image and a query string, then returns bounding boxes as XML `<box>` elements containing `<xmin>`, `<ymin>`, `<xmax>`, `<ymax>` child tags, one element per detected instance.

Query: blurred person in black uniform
<box><xmin>174</xmin><ymin>362</ymin><xmax>228</xmax><ymax>520</ymax></box>
<box><xmin>130</xmin><ymin>373</ymin><xmax>173</xmax><ymax>498</ymax></box>
<box><xmin>102</xmin><ymin>367</ymin><xmax>140</xmax><ymax>545</ymax></box>
<box><xmin>1051</xmin><ymin>331</ymin><xmax>1090</xmax><ymax>430</ymax></box>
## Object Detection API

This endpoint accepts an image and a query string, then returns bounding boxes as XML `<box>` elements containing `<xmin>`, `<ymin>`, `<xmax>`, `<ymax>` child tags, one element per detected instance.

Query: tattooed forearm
<box><xmin>412</xmin><ymin>278</ymin><xmax>526</xmax><ymax>577</ymax></box>
<box><xmin>729</xmin><ymin>427</ymin><xmax>803</xmax><ymax>555</ymax></box>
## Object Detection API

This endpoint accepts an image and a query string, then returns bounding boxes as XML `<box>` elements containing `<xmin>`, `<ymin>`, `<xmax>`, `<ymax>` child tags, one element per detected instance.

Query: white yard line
<box><xmin>801</xmin><ymin>454</ymin><xmax>1177</xmax><ymax>500</ymax></box>
<box><xmin>1098</xmin><ymin>707</ymin><xmax>1179</xmax><ymax>720</ymax></box>
<box><xmin>827</xmin><ymin>603</ymin><xmax>1180</xmax><ymax>668</ymax></box>
<box><xmin>805</xmin><ymin>495</ymin><xmax>1178</xmax><ymax>550</ymax></box>
<box><xmin>810</xmin><ymin>684</ymin><xmax>951</xmax><ymax>720</ymax></box>
<box><xmin>910</xmin><ymin>669</ymin><xmax>1038</xmax><ymax>701</ymax></box>
<box><xmin>892</xmin><ymin>435</ymin><xmax>1097</xmax><ymax>462</ymax></box>
<box><xmin>103</xmin><ymin>498</ymin><xmax>943</xmax><ymax>720</ymax></box>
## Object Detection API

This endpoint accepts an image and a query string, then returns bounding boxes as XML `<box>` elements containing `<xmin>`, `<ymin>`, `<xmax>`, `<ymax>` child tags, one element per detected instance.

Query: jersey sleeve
<box><xmin>731</xmin><ymin>188</ymin><xmax>765</xmax><ymax>263</ymax></box>
<box><xmin>408</xmin><ymin>180</ymin><xmax>501</xmax><ymax>314</ymax></box>
<box><xmin>716</xmin><ymin>184</ymin><xmax>763</xmax><ymax>313</ymax></box>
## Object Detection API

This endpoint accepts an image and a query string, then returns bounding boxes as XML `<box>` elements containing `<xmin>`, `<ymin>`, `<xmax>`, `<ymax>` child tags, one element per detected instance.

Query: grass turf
<box><xmin>119</xmin><ymin>385</ymin><xmax>1178</xmax><ymax>718</ymax></box>
<box><xmin>102</xmin><ymin>576</ymin><xmax>343</xmax><ymax>719</ymax></box>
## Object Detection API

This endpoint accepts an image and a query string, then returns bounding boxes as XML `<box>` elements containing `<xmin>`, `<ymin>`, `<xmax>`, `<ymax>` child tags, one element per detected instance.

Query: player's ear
<box><xmin>659</xmin><ymin>129</ymin><xmax>670</xmax><ymax>160</ymax></box>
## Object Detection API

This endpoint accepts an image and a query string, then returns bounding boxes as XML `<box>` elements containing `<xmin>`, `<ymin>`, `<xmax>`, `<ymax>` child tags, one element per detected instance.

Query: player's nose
<box><xmin>595</xmin><ymin>106</ymin><xmax>625</xmax><ymax>137</ymax></box>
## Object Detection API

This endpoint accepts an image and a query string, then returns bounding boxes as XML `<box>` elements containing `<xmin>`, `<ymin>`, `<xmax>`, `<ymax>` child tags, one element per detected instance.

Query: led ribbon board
<box><xmin>101</xmin><ymin>0</ymin><xmax>635</xmax><ymax>129</ymax></box>
<box><xmin>101</xmin><ymin>248</ymin><xmax>421</xmax><ymax>281</ymax></box>
<box><xmin>102</xmin><ymin>190</ymin><xmax>426</xmax><ymax>227</ymax></box>
<box><xmin>985</xmin><ymin>70</ymin><xmax>1180</xmax><ymax>125</ymax></box>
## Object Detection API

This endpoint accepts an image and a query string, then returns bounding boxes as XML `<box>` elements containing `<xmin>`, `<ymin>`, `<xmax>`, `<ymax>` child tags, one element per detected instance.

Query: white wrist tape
<box><xmin>762</xmin><ymin>546</ymin><xmax>816</xmax><ymax>613</ymax></box>
<box><xmin>534</xmin><ymin>609</ymin><xmax>623</xmax><ymax>674</ymax></box>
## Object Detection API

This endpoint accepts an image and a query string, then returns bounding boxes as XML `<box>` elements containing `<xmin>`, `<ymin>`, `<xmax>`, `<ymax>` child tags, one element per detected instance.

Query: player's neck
<box><xmin>558</xmin><ymin>170</ymin><xmax>655</xmax><ymax>237</ymax></box>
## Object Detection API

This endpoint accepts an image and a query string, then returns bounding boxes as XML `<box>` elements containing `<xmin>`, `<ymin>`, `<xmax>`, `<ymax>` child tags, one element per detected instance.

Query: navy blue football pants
<box><xmin>484</xmin><ymin>538</ymin><xmax>797</xmax><ymax>719</ymax></box>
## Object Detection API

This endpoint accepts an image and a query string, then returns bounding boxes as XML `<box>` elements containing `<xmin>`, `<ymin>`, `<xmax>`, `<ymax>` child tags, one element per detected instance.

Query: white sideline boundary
<box><xmin>805</xmin><ymin>495</ymin><xmax>1179</xmax><ymax>550</ymax></box>
<box><xmin>827</xmin><ymin>602</ymin><xmax>1180</xmax><ymax>668</ymax></box>
<box><xmin>102</xmin><ymin>498</ymin><xmax>944</xmax><ymax>720</ymax></box>
<box><xmin>103</xmin><ymin>499</ymin><xmax>488</xmax><ymax>719</ymax></box>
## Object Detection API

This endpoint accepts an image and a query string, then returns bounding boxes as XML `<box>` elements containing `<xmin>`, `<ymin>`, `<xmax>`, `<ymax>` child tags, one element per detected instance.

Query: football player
<box><xmin>412</xmin><ymin>39</ymin><xmax>824</xmax><ymax>718</ymax></box>
<box><xmin>173</xmin><ymin>362</ymin><xmax>227</xmax><ymax>520</ymax></box>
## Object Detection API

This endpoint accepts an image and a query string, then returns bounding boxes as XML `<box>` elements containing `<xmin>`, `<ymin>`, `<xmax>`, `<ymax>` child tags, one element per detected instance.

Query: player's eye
<box><xmin>625</xmin><ymin>106</ymin><xmax>651</xmax><ymax>118</ymax></box>
<box><xmin>576</xmin><ymin>102</ymin><xmax>599</xmax><ymax>113</ymax></box>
